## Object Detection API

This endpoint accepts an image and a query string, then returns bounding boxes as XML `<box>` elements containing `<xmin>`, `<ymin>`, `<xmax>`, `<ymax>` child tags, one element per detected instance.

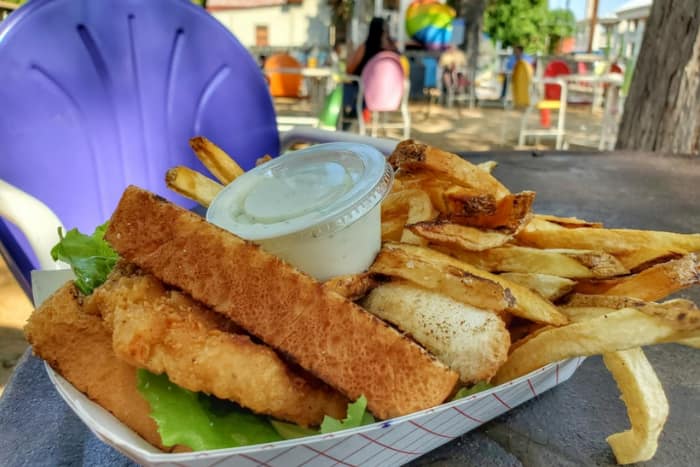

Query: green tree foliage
<box><xmin>545</xmin><ymin>8</ymin><xmax>576</xmax><ymax>53</ymax></box>
<box><xmin>484</xmin><ymin>0</ymin><xmax>575</xmax><ymax>54</ymax></box>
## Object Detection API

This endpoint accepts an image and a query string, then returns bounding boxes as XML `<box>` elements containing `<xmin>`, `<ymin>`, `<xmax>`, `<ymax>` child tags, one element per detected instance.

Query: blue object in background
<box><xmin>0</xmin><ymin>0</ymin><xmax>279</xmax><ymax>284</ymax></box>
<box><xmin>422</xmin><ymin>56</ymin><xmax>438</xmax><ymax>88</ymax></box>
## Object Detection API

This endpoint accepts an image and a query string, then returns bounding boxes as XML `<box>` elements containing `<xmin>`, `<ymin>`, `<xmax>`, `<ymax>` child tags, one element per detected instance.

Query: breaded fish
<box><xmin>105</xmin><ymin>186</ymin><xmax>459</xmax><ymax>419</ymax></box>
<box><xmin>23</xmin><ymin>282</ymin><xmax>168</xmax><ymax>450</ymax></box>
<box><xmin>362</xmin><ymin>282</ymin><xmax>511</xmax><ymax>384</ymax></box>
<box><xmin>89</xmin><ymin>264</ymin><xmax>348</xmax><ymax>426</ymax></box>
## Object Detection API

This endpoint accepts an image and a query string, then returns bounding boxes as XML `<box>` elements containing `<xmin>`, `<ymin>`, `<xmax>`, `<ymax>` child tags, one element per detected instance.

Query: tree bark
<box><xmin>616</xmin><ymin>0</ymin><xmax>700</xmax><ymax>154</ymax></box>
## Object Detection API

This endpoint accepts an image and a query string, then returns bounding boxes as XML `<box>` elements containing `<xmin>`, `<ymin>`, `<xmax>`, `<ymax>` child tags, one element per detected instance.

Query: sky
<box><xmin>549</xmin><ymin>0</ymin><xmax>633</xmax><ymax>20</ymax></box>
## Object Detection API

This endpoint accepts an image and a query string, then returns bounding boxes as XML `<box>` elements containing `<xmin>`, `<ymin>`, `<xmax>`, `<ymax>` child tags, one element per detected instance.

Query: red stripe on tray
<box><xmin>452</xmin><ymin>406</ymin><xmax>484</xmax><ymax>424</ymax></box>
<box><xmin>359</xmin><ymin>434</ymin><xmax>424</xmax><ymax>455</ymax></box>
<box><xmin>336</xmin><ymin>429</ymin><xmax>393</xmax><ymax>465</ymax></box>
<box><xmin>492</xmin><ymin>394</ymin><xmax>512</xmax><ymax>409</ymax></box>
<box><xmin>556</xmin><ymin>363</ymin><xmax>560</xmax><ymax>385</ymax></box>
<box><xmin>304</xmin><ymin>444</ymin><xmax>357</xmax><ymax>467</ymax></box>
<box><xmin>409</xmin><ymin>420</ymin><xmax>457</xmax><ymax>439</ymax></box>
<box><xmin>527</xmin><ymin>379</ymin><xmax>537</xmax><ymax>397</ymax></box>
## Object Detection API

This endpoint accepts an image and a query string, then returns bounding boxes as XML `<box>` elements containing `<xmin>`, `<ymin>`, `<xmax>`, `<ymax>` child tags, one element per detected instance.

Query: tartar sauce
<box><xmin>206</xmin><ymin>143</ymin><xmax>393</xmax><ymax>281</ymax></box>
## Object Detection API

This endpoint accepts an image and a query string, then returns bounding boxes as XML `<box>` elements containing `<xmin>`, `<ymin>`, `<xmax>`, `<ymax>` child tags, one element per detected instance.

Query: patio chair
<box><xmin>359</xmin><ymin>51</ymin><xmax>411</xmax><ymax>139</ymax></box>
<box><xmin>518</xmin><ymin>77</ymin><xmax>568</xmax><ymax>150</ymax></box>
<box><xmin>0</xmin><ymin>0</ymin><xmax>398</xmax><ymax>295</ymax></box>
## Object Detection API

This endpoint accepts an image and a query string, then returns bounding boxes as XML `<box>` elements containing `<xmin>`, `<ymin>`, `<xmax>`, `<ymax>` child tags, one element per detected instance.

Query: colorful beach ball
<box><xmin>406</xmin><ymin>0</ymin><xmax>456</xmax><ymax>50</ymax></box>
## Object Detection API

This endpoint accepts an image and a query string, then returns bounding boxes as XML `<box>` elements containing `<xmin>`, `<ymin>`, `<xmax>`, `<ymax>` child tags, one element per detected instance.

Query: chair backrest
<box><xmin>0</xmin><ymin>0</ymin><xmax>278</xmax><ymax>277</ymax></box>
<box><xmin>361</xmin><ymin>51</ymin><xmax>405</xmax><ymax>112</ymax></box>
<box><xmin>544</xmin><ymin>60</ymin><xmax>571</xmax><ymax>100</ymax></box>
<box><xmin>264</xmin><ymin>53</ymin><xmax>303</xmax><ymax>98</ymax></box>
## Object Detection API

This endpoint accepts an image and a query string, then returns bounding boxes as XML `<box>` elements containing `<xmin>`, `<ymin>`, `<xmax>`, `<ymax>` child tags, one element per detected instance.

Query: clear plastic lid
<box><xmin>206</xmin><ymin>143</ymin><xmax>394</xmax><ymax>240</ymax></box>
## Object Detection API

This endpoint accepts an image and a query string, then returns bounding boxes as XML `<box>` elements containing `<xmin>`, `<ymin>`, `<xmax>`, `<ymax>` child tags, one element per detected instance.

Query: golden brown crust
<box><xmin>321</xmin><ymin>272</ymin><xmax>380</xmax><ymax>301</ymax></box>
<box><xmin>23</xmin><ymin>282</ymin><xmax>169</xmax><ymax>451</ymax></box>
<box><xmin>105</xmin><ymin>186</ymin><xmax>459</xmax><ymax>419</ymax></box>
<box><xmin>90</xmin><ymin>267</ymin><xmax>348</xmax><ymax>426</ymax></box>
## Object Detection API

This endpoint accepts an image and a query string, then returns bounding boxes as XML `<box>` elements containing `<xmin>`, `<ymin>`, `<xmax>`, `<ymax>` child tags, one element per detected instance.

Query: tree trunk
<box><xmin>616</xmin><ymin>0</ymin><xmax>700</xmax><ymax>154</ymax></box>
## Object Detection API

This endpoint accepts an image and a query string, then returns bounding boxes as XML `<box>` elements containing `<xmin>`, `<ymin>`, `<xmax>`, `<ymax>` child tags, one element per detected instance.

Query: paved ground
<box><xmin>0</xmin><ymin>101</ymin><xmax>608</xmax><ymax>393</ymax></box>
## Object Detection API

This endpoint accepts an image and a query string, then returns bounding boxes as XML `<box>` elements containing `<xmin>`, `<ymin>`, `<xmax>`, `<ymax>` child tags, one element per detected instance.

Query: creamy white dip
<box><xmin>206</xmin><ymin>143</ymin><xmax>393</xmax><ymax>281</ymax></box>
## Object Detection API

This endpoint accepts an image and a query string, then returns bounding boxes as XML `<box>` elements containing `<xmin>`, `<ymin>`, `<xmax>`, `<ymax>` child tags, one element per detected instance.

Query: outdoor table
<box><xmin>0</xmin><ymin>150</ymin><xmax>698</xmax><ymax>466</ymax></box>
<box><xmin>265</xmin><ymin>67</ymin><xmax>334</xmax><ymax>115</ymax></box>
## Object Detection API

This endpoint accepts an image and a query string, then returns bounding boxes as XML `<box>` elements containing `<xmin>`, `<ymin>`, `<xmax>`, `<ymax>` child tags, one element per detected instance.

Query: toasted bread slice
<box><xmin>90</xmin><ymin>264</ymin><xmax>348</xmax><ymax>426</ymax></box>
<box><xmin>105</xmin><ymin>186</ymin><xmax>459</xmax><ymax>419</ymax></box>
<box><xmin>23</xmin><ymin>282</ymin><xmax>168</xmax><ymax>450</ymax></box>
<box><xmin>362</xmin><ymin>282</ymin><xmax>510</xmax><ymax>383</ymax></box>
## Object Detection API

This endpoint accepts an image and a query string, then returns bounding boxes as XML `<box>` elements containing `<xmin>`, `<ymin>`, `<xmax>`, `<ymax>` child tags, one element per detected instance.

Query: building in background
<box><xmin>575</xmin><ymin>0</ymin><xmax>651</xmax><ymax>61</ymax></box>
<box><xmin>208</xmin><ymin>0</ymin><xmax>332</xmax><ymax>54</ymax></box>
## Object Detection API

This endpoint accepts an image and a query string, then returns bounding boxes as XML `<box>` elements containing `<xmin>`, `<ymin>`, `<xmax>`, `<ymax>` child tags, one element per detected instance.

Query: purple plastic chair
<box><xmin>360</xmin><ymin>51</ymin><xmax>410</xmax><ymax>139</ymax></box>
<box><xmin>0</xmin><ymin>0</ymin><xmax>278</xmax><ymax>288</ymax></box>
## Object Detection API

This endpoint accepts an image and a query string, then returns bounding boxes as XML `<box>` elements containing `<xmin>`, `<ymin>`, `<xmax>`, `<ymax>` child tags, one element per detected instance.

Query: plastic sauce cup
<box><xmin>206</xmin><ymin>143</ymin><xmax>394</xmax><ymax>281</ymax></box>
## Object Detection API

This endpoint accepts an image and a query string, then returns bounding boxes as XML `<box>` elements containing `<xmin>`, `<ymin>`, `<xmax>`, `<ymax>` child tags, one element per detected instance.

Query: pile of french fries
<box><xmin>168</xmin><ymin>137</ymin><xmax>700</xmax><ymax>465</ymax></box>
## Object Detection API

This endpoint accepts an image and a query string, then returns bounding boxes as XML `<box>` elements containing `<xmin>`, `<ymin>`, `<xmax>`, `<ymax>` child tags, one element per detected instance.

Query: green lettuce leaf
<box><xmin>452</xmin><ymin>381</ymin><xmax>494</xmax><ymax>401</ymax></box>
<box><xmin>270</xmin><ymin>395</ymin><xmax>375</xmax><ymax>441</ymax></box>
<box><xmin>50</xmin><ymin>222</ymin><xmax>118</xmax><ymax>294</ymax></box>
<box><xmin>320</xmin><ymin>395</ymin><xmax>375</xmax><ymax>434</ymax></box>
<box><xmin>269</xmin><ymin>420</ymin><xmax>319</xmax><ymax>440</ymax></box>
<box><xmin>136</xmin><ymin>370</ymin><xmax>282</xmax><ymax>450</ymax></box>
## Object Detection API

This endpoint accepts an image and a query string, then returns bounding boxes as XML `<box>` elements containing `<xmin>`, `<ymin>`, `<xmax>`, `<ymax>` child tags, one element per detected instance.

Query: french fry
<box><xmin>445</xmin><ymin>245</ymin><xmax>629</xmax><ymax>279</ymax></box>
<box><xmin>572</xmin><ymin>254</ymin><xmax>700</xmax><ymax>300</ymax></box>
<box><xmin>563</xmin><ymin>295</ymin><xmax>700</xmax><ymax>330</ymax></box>
<box><xmin>444</xmin><ymin>190</ymin><xmax>536</xmax><ymax>232</ymax></box>
<box><xmin>603</xmin><ymin>348</ymin><xmax>669</xmax><ymax>465</ymax></box>
<box><xmin>617</xmin><ymin>249</ymin><xmax>685</xmax><ymax>272</ymax></box>
<box><xmin>534</xmin><ymin>213</ymin><xmax>603</xmax><ymax>228</ymax></box>
<box><xmin>381</xmin><ymin>189</ymin><xmax>437</xmax><ymax>244</ymax></box>
<box><xmin>165</xmin><ymin>166</ymin><xmax>223</xmax><ymax>207</ymax></box>
<box><xmin>189</xmin><ymin>136</ymin><xmax>244</xmax><ymax>184</ymax></box>
<box><xmin>388</xmin><ymin>140</ymin><xmax>511</xmax><ymax>200</ymax></box>
<box><xmin>477</xmin><ymin>160</ymin><xmax>498</xmax><ymax>173</ymax></box>
<box><xmin>493</xmin><ymin>307</ymin><xmax>700</xmax><ymax>384</ymax></box>
<box><xmin>370</xmin><ymin>245</ymin><xmax>514</xmax><ymax>313</ymax></box>
<box><xmin>680</xmin><ymin>337</ymin><xmax>700</xmax><ymax>348</ymax></box>
<box><xmin>392</xmin><ymin>172</ymin><xmax>453</xmax><ymax>212</ymax></box>
<box><xmin>408</xmin><ymin>221</ymin><xmax>513</xmax><ymax>251</ymax></box>
<box><xmin>400</xmin><ymin>190</ymin><xmax>437</xmax><ymax>245</ymax></box>
<box><xmin>517</xmin><ymin>221</ymin><xmax>700</xmax><ymax>257</ymax></box>
<box><xmin>499</xmin><ymin>273</ymin><xmax>575</xmax><ymax>301</ymax></box>
<box><xmin>381</xmin><ymin>216</ymin><xmax>406</xmax><ymax>242</ymax></box>
<box><xmin>372</xmin><ymin>243</ymin><xmax>569</xmax><ymax>325</ymax></box>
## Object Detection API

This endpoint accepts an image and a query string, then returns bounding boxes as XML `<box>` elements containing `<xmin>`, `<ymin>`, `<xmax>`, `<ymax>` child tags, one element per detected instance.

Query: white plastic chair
<box><xmin>518</xmin><ymin>77</ymin><xmax>568</xmax><ymax>150</ymax></box>
<box><xmin>0</xmin><ymin>180</ymin><xmax>69</xmax><ymax>295</ymax></box>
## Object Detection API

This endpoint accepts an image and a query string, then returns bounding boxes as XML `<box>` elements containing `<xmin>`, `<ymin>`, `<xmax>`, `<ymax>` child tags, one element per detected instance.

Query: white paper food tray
<box><xmin>33</xmin><ymin>270</ymin><xmax>584</xmax><ymax>467</ymax></box>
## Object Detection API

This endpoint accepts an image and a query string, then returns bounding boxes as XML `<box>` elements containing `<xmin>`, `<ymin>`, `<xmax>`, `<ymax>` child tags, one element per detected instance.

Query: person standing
<box><xmin>342</xmin><ymin>17</ymin><xmax>400</xmax><ymax>126</ymax></box>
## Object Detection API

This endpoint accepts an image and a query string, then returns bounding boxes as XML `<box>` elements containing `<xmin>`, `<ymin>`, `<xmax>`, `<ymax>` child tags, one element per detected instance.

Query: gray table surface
<box><xmin>1</xmin><ymin>150</ymin><xmax>698</xmax><ymax>466</ymax></box>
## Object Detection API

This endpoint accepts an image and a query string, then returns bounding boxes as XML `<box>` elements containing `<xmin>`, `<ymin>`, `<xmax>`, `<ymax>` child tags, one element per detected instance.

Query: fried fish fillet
<box><xmin>89</xmin><ymin>264</ymin><xmax>348</xmax><ymax>426</ymax></box>
<box><xmin>362</xmin><ymin>282</ymin><xmax>510</xmax><ymax>383</ymax></box>
<box><xmin>23</xmin><ymin>282</ymin><xmax>168</xmax><ymax>451</ymax></box>
<box><xmin>105</xmin><ymin>186</ymin><xmax>459</xmax><ymax>419</ymax></box>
